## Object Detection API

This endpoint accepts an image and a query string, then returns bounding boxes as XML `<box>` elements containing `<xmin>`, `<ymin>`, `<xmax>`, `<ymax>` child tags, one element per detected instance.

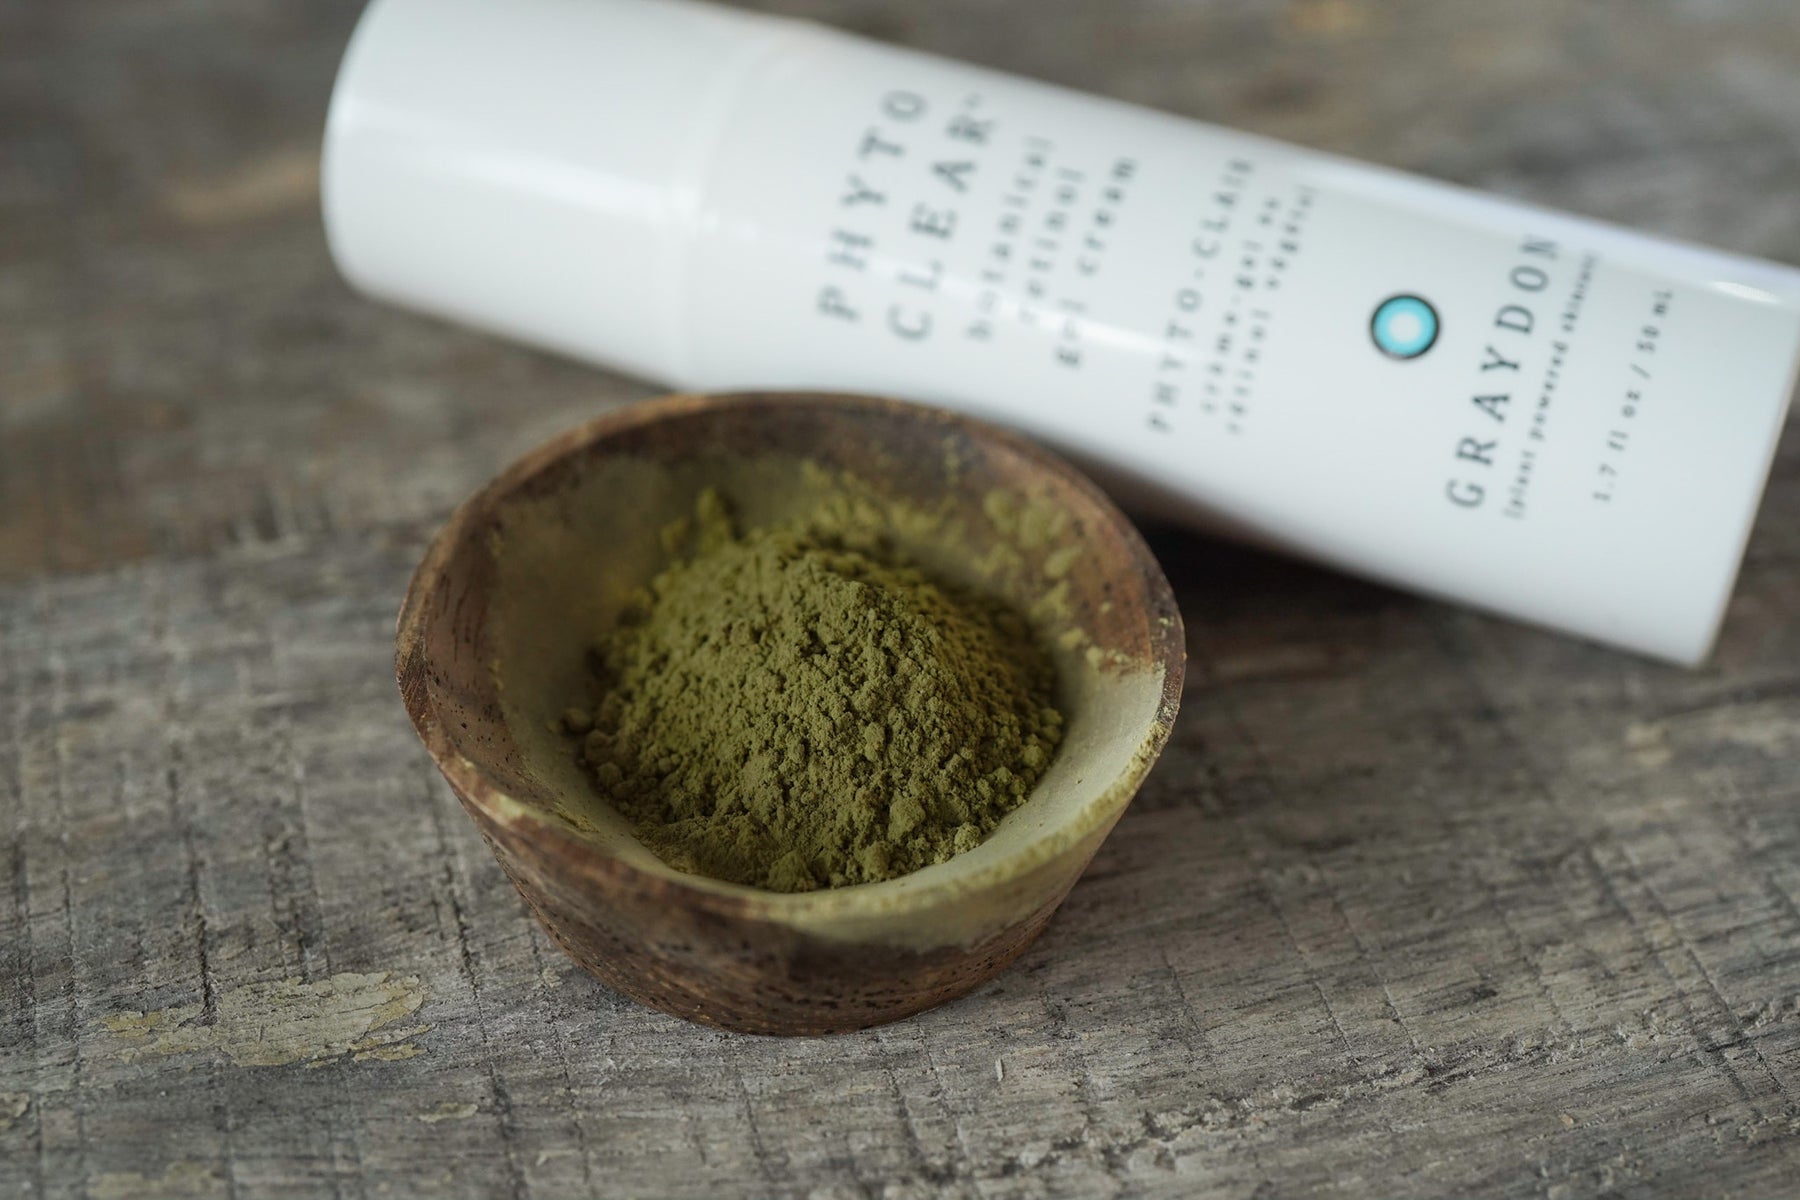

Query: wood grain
<box><xmin>4</xmin><ymin>0</ymin><xmax>1800</xmax><ymax>1196</ymax></box>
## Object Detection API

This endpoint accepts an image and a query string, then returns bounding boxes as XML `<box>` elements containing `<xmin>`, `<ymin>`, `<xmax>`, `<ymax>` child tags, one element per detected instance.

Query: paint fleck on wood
<box><xmin>99</xmin><ymin>972</ymin><xmax>428</xmax><ymax>1068</ymax></box>
<box><xmin>89</xmin><ymin>1163</ymin><xmax>224</xmax><ymax>1200</ymax></box>
<box><xmin>418</xmin><ymin>1102</ymin><xmax>481</xmax><ymax>1124</ymax></box>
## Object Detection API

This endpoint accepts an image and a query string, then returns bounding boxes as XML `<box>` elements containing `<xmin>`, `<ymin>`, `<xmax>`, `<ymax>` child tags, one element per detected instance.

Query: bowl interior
<box><xmin>410</xmin><ymin>394</ymin><xmax>1182</xmax><ymax>928</ymax></box>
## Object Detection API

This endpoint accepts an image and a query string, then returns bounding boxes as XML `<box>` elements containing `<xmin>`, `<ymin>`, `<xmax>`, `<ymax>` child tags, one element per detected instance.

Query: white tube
<box><xmin>322</xmin><ymin>0</ymin><xmax>1800</xmax><ymax>664</ymax></box>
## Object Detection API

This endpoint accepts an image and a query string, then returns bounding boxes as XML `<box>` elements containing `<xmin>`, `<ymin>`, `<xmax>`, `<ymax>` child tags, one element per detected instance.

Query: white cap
<box><xmin>322</xmin><ymin>0</ymin><xmax>783</xmax><ymax>382</ymax></box>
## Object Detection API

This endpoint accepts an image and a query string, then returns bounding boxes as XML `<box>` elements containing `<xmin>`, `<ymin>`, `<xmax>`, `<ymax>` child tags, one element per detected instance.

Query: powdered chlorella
<box><xmin>564</xmin><ymin>488</ymin><xmax>1061</xmax><ymax>892</ymax></box>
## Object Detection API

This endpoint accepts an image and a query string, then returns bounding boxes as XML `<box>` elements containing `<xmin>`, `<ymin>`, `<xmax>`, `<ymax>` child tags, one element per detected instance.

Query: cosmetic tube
<box><xmin>323</xmin><ymin>0</ymin><xmax>1800</xmax><ymax>662</ymax></box>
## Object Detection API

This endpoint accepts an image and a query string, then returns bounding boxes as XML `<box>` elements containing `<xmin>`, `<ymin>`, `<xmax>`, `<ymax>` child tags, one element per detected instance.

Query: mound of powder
<box><xmin>565</xmin><ymin>488</ymin><xmax>1062</xmax><ymax>892</ymax></box>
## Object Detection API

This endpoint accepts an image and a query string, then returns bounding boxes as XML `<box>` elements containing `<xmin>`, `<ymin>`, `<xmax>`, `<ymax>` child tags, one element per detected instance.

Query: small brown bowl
<box><xmin>397</xmin><ymin>393</ymin><xmax>1183</xmax><ymax>1034</ymax></box>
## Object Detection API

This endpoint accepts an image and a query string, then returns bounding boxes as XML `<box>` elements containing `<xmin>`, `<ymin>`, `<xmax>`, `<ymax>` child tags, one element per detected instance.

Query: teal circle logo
<box><xmin>1371</xmin><ymin>294</ymin><xmax>1440</xmax><ymax>360</ymax></box>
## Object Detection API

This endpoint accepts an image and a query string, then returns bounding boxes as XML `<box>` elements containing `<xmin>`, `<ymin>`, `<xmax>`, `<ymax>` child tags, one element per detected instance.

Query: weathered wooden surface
<box><xmin>4</xmin><ymin>0</ymin><xmax>1800</xmax><ymax>1196</ymax></box>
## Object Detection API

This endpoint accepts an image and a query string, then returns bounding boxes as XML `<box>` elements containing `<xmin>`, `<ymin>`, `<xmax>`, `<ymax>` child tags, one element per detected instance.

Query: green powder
<box><xmin>565</xmin><ymin>488</ymin><xmax>1062</xmax><ymax>892</ymax></box>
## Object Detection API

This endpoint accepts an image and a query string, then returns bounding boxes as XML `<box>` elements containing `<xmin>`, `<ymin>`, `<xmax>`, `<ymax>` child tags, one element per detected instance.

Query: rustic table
<box><xmin>5</xmin><ymin>1</ymin><xmax>1800</xmax><ymax>1196</ymax></box>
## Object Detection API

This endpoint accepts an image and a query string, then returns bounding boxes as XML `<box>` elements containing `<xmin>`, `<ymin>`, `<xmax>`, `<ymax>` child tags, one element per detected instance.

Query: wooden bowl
<box><xmin>397</xmin><ymin>393</ymin><xmax>1184</xmax><ymax>1034</ymax></box>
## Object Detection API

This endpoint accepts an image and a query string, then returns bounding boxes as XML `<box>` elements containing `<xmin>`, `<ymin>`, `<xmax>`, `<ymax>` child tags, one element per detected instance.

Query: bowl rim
<box><xmin>397</xmin><ymin>391</ymin><xmax>1185</xmax><ymax>931</ymax></box>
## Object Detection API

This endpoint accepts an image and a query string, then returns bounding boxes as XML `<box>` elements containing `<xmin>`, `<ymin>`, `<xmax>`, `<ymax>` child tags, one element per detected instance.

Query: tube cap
<box><xmin>322</xmin><ymin>0</ymin><xmax>779</xmax><ymax>381</ymax></box>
